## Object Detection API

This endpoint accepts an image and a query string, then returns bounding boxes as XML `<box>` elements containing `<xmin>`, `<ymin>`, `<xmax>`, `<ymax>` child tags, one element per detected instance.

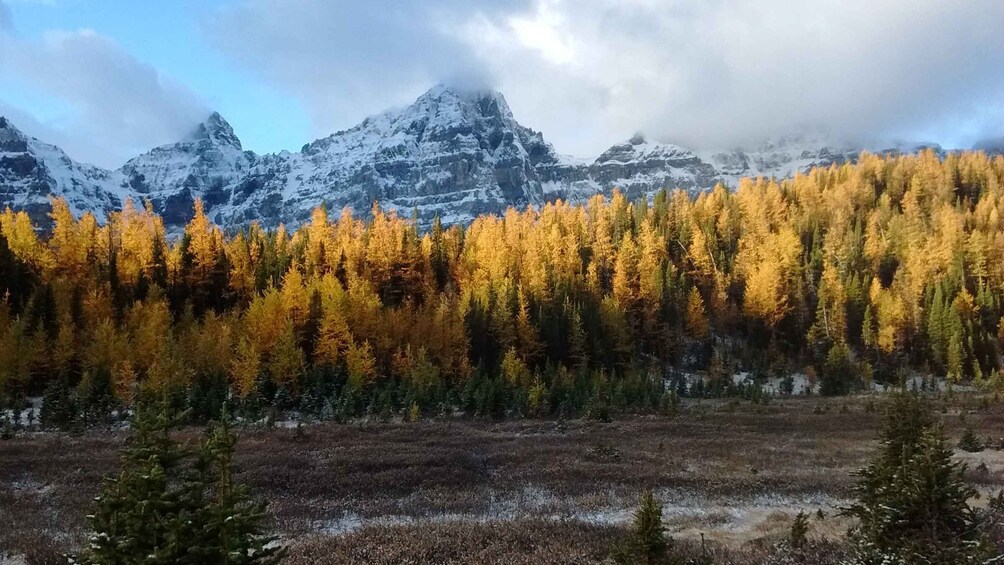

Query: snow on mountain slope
<box><xmin>700</xmin><ymin>135</ymin><xmax>861</xmax><ymax>186</ymax></box>
<box><xmin>217</xmin><ymin>85</ymin><xmax>559</xmax><ymax>228</ymax></box>
<box><xmin>119</xmin><ymin>112</ymin><xmax>256</xmax><ymax>226</ymax></box>
<box><xmin>0</xmin><ymin>117</ymin><xmax>126</xmax><ymax>228</ymax></box>
<box><xmin>0</xmin><ymin>85</ymin><xmax>951</xmax><ymax>232</ymax></box>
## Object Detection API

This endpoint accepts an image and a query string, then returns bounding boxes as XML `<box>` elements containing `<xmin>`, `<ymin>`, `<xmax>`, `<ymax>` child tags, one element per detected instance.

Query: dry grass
<box><xmin>284</xmin><ymin>519</ymin><xmax>620</xmax><ymax>565</ymax></box>
<box><xmin>2</xmin><ymin>394</ymin><xmax>1003</xmax><ymax>563</ymax></box>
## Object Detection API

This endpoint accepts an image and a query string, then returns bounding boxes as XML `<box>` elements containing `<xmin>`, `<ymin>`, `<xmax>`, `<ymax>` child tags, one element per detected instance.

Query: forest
<box><xmin>2</xmin><ymin>149</ymin><xmax>1004</xmax><ymax>424</ymax></box>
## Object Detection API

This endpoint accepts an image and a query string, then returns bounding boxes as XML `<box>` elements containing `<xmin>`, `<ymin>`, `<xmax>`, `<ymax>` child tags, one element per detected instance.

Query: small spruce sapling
<box><xmin>959</xmin><ymin>427</ymin><xmax>984</xmax><ymax>453</ymax></box>
<box><xmin>789</xmin><ymin>511</ymin><xmax>809</xmax><ymax>549</ymax></box>
<box><xmin>615</xmin><ymin>490</ymin><xmax>673</xmax><ymax>564</ymax></box>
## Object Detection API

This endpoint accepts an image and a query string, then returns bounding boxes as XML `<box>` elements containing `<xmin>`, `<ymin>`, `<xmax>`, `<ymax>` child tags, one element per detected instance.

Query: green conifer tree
<box><xmin>927</xmin><ymin>285</ymin><xmax>946</xmax><ymax>367</ymax></box>
<box><xmin>40</xmin><ymin>371</ymin><xmax>78</xmax><ymax>430</ymax></box>
<box><xmin>74</xmin><ymin>401</ymin><xmax>202</xmax><ymax>564</ymax></box>
<box><xmin>188</xmin><ymin>407</ymin><xmax>284</xmax><ymax>564</ymax></box>
<box><xmin>615</xmin><ymin>490</ymin><xmax>672</xmax><ymax>564</ymax></box>
<box><xmin>75</xmin><ymin>402</ymin><xmax>284</xmax><ymax>565</ymax></box>
<box><xmin>844</xmin><ymin>393</ymin><xmax>991</xmax><ymax>564</ymax></box>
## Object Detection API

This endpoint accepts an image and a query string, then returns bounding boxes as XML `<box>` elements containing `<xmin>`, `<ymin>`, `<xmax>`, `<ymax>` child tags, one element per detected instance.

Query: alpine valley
<box><xmin>0</xmin><ymin>84</ymin><xmax>955</xmax><ymax>232</ymax></box>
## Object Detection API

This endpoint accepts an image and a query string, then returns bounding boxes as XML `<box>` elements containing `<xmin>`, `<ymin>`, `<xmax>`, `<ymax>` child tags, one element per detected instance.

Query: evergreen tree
<box><xmin>844</xmin><ymin>393</ymin><xmax>991</xmax><ymax>564</ymax></box>
<box><xmin>615</xmin><ymin>490</ymin><xmax>673</xmax><ymax>564</ymax></box>
<box><xmin>789</xmin><ymin>510</ymin><xmax>809</xmax><ymax>550</ymax></box>
<box><xmin>188</xmin><ymin>407</ymin><xmax>284</xmax><ymax>564</ymax></box>
<box><xmin>928</xmin><ymin>285</ymin><xmax>946</xmax><ymax>367</ymax></box>
<box><xmin>75</xmin><ymin>401</ymin><xmax>202</xmax><ymax>564</ymax></box>
<box><xmin>74</xmin><ymin>402</ymin><xmax>284</xmax><ymax>565</ymax></box>
<box><xmin>819</xmin><ymin>342</ymin><xmax>856</xmax><ymax>396</ymax></box>
<box><xmin>40</xmin><ymin>371</ymin><xmax>78</xmax><ymax>430</ymax></box>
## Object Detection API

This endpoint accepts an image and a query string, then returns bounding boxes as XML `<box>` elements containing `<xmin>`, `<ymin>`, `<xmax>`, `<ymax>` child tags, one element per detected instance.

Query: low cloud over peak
<box><xmin>1</xmin><ymin>0</ymin><xmax>1001</xmax><ymax>164</ymax></box>
<box><xmin>0</xmin><ymin>0</ymin><xmax>208</xmax><ymax>168</ymax></box>
<box><xmin>210</xmin><ymin>0</ymin><xmax>1004</xmax><ymax>157</ymax></box>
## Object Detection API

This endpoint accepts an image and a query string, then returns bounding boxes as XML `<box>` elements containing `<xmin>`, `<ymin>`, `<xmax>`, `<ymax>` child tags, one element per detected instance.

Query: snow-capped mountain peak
<box><xmin>0</xmin><ymin>85</ymin><xmax>951</xmax><ymax>232</ymax></box>
<box><xmin>117</xmin><ymin>111</ymin><xmax>255</xmax><ymax>225</ymax></box>
<box><xmin>597</xmin><ymin>133</ymin><xmax>699</xmax><ymax>165</ymax></box>
<box><xmin>228</xmin><ymin>84</ymin><xmax>557</xmax><ymax>228</ymax></box>
<box><xmin>186</xmin><ymin>111</ymin><xmax>243</xmax><ymax>149</ymax></box>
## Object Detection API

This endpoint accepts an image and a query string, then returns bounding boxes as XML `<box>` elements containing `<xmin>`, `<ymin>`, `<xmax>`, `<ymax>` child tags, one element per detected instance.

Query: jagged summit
<box><xmin>0</xmin><ymin>116</ymin><xmax>28</xmax><ymax>151</ymax></box>
<box><xmin>305</xmin><ymin>84</ymin><xmax>521</xmax><ymax>155</ymax></box>
<box><xmin>233</xmin><ymin>83</ymin><xmax>556</xmax><ymax>228</ymax></box>
<box><xmin>117</xmin><ymin>110</ymin><xmax>255</xmax><ymax>225</ymax></box>
<box><xmin>186</xmin><ymin>111</ymin><xmax>243</xmax><ymax>149</ymax></box>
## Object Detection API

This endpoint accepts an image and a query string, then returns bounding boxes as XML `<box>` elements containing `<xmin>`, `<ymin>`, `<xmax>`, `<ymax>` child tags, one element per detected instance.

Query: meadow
<box><xmin>3</xmin><ymin>393</ymin><xmax>1003</xmax><ymax>564</ymax></box>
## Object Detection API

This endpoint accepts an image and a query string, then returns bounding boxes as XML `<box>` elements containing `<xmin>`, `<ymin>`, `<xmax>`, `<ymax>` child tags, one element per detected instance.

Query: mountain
<box><xmin>542</xmin><ymin>134</ymin><xmax>720</xmax><ymax>204</ymax></box>
<box><xmin>974</xmin><ymin>136</ymin><xmax>1004</xmax><ymax>155</ymax></box>
<box><xmin>700</xmin><ymin>135</ymin><xmax>861</xmax><ymax>186</ymax></box>
<box><xmin>218</xmin><ymin>85</ymin><xmax>558</xmax><ymax>228</ymax></box>
<box><xmin>119</xmin><ymin>112</ymin><xmax>255</xmax><ymax>226</ymax></box>
<box><xmin>0</xmin><ymin>85</ymin><xmax>959</xmax><ymax>232</ymax></box>
<box><xmin>0</xmin><ymin>117</ymin><xmax>125</xmax><ymax>229</ymax></box>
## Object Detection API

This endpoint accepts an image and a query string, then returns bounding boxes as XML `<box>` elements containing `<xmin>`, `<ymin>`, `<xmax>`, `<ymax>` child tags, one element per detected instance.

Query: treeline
<box><xmin>2</xmin><ymin>150</ymin><xmax>1004</xmax><ymax>423</ymax></box>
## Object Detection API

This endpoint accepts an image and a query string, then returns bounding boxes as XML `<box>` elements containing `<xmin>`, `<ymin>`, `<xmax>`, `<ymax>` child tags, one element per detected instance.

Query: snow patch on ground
<box><xmin>312</xmin><ymin>486</ymin><xmax>845</xmax><ymax>541</ymax></box>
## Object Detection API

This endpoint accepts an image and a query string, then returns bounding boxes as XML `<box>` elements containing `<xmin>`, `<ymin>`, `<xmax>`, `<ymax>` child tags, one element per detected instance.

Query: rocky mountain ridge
<box><xmin>0</xmin><ymin>85</ymin><xmax>975</xmax><ymax>231</ymax></box>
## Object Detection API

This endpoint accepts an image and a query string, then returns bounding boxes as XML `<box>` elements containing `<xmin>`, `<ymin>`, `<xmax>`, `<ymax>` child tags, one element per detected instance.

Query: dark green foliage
<box><xmin>77</xmin><ymin>368</ymin><xmax>115</xmax><ymax>426</ymax></box>
<box><xmin>188</xmin><ymin>373</ymin><xmax>229</xmax><ymax>423</ymax></box>
<box><xmin>958</xmin><ymin>427</ymin><xmax>984</xmax><ymax>453</ymax></box>
<box><xmin>819</xmin><ymin>343</ymin><xmax>858</xmax><ymax>396</ymax></box>
<box><xmin>843</xmin><ymin>392</ymin><xmax>991</xmax><ymax>564</ymax></box>
<box><xmin>614</xmin><ymin>490</ymin><xmax>675</xmax><ymax>565</ymax></box>
<box><xmin>789</xmin><ymin>511</ymin><xmax>809</xmax><ymax>549</ymax></box>
<box><xmin>23</xmin><ymin>283</ymin><xmax>58</xmax><ymax>340</ymax></box>
<box><xmin>40</xmin><ymin>372</ymin><xmax>78</xmax><ymax>430</ymax></box>
<box><xmin>979</xmin><ymin>489</ymin><xmax>1004</xmax><ymax>554</ymax></box>
<box><xmin>75</xmin><ymin>402</ymin><xmax>200</xmax><ymax>564</ymax></box>
<box><xmin>187</xmin><ymin>408</ymin><xmax>284</xmax><ymax>564</ymax></box>
<box><xmin>74</xmin><ymin>402</ymin><xmax>283</xmax><ymax>565</ymax></box>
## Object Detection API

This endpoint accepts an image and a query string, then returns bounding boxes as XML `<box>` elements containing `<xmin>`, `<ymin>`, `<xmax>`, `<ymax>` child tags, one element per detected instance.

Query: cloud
<box><xmin>0</xmin><ymin>1</ymin><xmax>11</xmax><ymax>31</ymax></box>
<box><xmin>210</xmin><ymin>0</ymin><xmax>1004</xmax><ymax>156</ymax></box>
<box><xmin>0</xmin><ymin>3</ymin><xmax>209</xmax><ymax>168</ymax></box>
<box><xmin>209</xmin><ymin>0</ymin><xmax>530</xmax><ymax>140</ymax></box>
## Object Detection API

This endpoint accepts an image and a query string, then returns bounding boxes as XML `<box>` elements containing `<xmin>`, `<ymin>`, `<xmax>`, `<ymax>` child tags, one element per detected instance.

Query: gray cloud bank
<box><xmin>0</xmin><ymin>0</ymin><xmax>208</xmax><ymax>168</ymax></box>
<box><xmin>1</xmin><ymin>0</ymin><xmax>1001</xmax><ymax>166</ymax></box>
<box><xmin>211</xmin><ymin>0</ymin><xmax>1004</xmax><ymax>157</ymax></box>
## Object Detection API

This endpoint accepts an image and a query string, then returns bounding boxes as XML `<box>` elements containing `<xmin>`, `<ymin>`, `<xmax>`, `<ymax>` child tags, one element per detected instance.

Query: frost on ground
<box><xmin>313</xmin><ymin>486</ymin><xmax>847</xmax><ymax>545</ymax></box>
<box><xmin>0</xmin><ymin>397</ymin><xmax>42</xmax><ymax>428</ymax></box>
<box><xmin>5</xmin><ymin>397</ymin><xmax>1001</xmax><ymax>560</ymax></box>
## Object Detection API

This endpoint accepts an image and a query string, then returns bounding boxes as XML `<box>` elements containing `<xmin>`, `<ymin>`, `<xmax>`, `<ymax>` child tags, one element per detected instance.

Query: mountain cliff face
<box><xmin>0</xmin><ymin>117</ymin><xmax>125</xmax><ymax>229</ymax></box>
<box><xmin>220</xmin><ymin>85</ymin><xmax>557</xmax><ymax>228</ymax></box>
<box><xmin>0</xmin><ymin>85</ymin><xmax>958</xmax><ymax>231</ymax></box>
<box><xmin>119</xmin><ymin>112</ymin><xmax>255</xmax><ymax>226</ymax></box>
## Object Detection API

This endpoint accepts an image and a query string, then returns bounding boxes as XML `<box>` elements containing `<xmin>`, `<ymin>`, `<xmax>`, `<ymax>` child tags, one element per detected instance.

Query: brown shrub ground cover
<box><xmin>2</xmin><ymin>395</ymin><xmax>1003</xmax><ymax>564</ymax></box>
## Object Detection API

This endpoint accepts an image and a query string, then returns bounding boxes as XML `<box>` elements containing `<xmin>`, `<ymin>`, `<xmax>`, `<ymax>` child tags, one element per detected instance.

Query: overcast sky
<box><xmin>1</xmin><ymin>0</ymin><xmax>1002</xmax><ymax>169</ymax></box>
